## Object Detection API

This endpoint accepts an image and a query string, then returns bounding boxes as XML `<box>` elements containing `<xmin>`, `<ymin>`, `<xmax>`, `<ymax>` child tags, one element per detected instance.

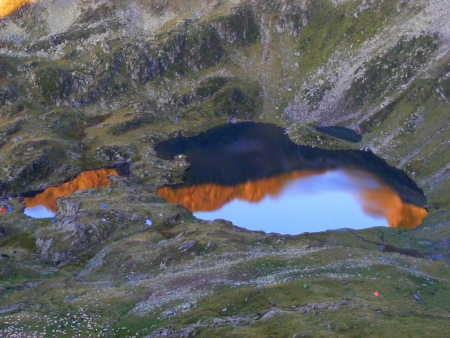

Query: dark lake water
<box><xmin>156</xmin><ymin>122</ymin><xmax>427</xmax><ymax>235</ymax></box>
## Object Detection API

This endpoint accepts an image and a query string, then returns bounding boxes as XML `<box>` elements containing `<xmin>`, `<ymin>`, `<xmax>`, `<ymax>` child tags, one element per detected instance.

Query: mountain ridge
<box><xmin>1</xmin><ymin>1</ymin><xmax>450</xmax><ymax>336</ymax></box>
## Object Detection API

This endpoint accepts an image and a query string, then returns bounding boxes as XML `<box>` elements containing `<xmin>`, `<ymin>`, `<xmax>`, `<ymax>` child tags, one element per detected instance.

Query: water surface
<box><xmin>23</xmin><ymin>168</ymin><xmax>118</xmax><ymax>218</ymax></box>
<box><xmin>156</xmin><ymin>122</ymin><xmax>427</xmax><ymax>234</ymax></box>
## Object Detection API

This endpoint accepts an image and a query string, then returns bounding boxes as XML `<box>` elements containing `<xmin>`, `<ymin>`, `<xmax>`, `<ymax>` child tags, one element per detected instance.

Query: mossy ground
<box><xmin>1</xmin><ymin>177</ymin><xmax>450</xmax><ymax>337</ymax></box>
<box><xmin>2</xmin><ymin>196</ymin><xmax>450</xmax><ymax>336</ymax></box>
<box><xmin>1</xmin><ymin>0</ymin><xmax>450</xmax><ymax>336</ymax></box>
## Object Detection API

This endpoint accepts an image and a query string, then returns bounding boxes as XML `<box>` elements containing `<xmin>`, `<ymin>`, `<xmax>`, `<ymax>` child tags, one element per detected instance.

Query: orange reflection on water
<box><xmin>0</xmin><ymin>0</ymin><xmax>37</xmax><ymax>19</ymax></box>
<box><xmin>24</xmin><ymin>169</ymin><xmax>118</xmax><ymax>213</ymax></box>
<box><xmin>158</xmin><ymin>170</ymin><xmax>427</xmax><ymax>229</ymax></box>
<box><xmin>361</xmin><ymin>188</ymin><xmax>427</xmax><ymax>229</ymax></box>
<box><xmin>158</xmin><ymin>171</ymin><xmax>323</xmax><ymax>212</ymax></box>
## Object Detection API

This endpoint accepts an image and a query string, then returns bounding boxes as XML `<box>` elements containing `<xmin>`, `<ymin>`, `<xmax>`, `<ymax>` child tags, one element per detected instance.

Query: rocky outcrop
<box><xmin>210</xmin><ymin>7</ymin><xmax>260</xmax><ymax>45</ymax></box>
<box><xmin>35</xmin><ymin>238</ymin><xmax>63</xmax><ymax>263</ymax></box>
<box><xmin>0</xmin><ymin>121</ymin><xmax>20</xmax><ymax>148</ymax></box>
<box><xmin>57</xmin><ymin>200</ymin><xmax>81</xmax><ymax>216</ymax></box>
<box><xmin>0</xmin><ymin>139</ymin><xmax>67</xmax><ymax>196</ymax></box>
<box><xmin>1</xmin><ymin>2</ymin><xmax>450</xmax><ymax>336</ymax></box>
<box><xmin>95</xmin><ymin>145</ymin><xmax>138</xmax><ymax>163</ymax></box>
<box><xmin>0</xmin><ymin>85</ymin><xmax>18</xmax><ymax>105</ymax></box>
<box><xmin>36</xmin><ymin>212</ymin><xmax>121</xmax><ymax>264</ymax></box>
<box><xmin>20</xmin><ymin>5</ymin><xmax>260</xmax><ymax>107</ymax></box>
<box><xmin>31</xmin><ymin>55</ymin><xmax>126</xmax><ymax>107</ymax></box>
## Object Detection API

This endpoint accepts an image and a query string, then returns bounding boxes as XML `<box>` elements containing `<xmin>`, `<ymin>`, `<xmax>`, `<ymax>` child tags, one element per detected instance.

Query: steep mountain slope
<box><xmin>0</xmin><ymin>0</ymin><xmax>449</xmax><ymax>206</ymax></box>
<box><xmin>1</xmin><ymin>0</ymin><xmax>450</xmax><ymax>336</ymax></box>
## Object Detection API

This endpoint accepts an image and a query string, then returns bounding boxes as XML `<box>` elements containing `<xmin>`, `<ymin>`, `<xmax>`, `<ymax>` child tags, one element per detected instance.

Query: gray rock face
<box><xmin>35</xmin><ymin>238</ymin><xmax>56</xmax><ymax>263</ymax></box>
<box><xmin>0</xmin><ymin>121</ymin><xmax>20</xmax><ymax>148</ymax></box>
<box><xmin>56</xmin><ymin>200</ymin><xmax>80</xmax><ymax>216</ymax></box>
<box><xmin>0</xmin><ymin>86</ymin><xmax>18</xmax><ymax>105</ymax></box>
<box><xmin>177</xmin><ymin>240</ymin><xmax>197</xmax><ymax>253</ymax></box>
<box><xmin>1</xmin><ymin>2</ymin><xmax>450</xmax><ymax>336</ymax></box>
<box><xmin>36</xmin><ymin>213</ymin><xmax>119</xmax><ymax>263</ymax></box>
<box><xmin>95</xmin><ymin>146</ymin><xmax>137</xmax><ymax>162</ymax></box>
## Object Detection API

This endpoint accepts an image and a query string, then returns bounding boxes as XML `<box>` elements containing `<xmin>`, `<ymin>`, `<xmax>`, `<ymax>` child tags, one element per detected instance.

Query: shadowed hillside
<box><xmin>1</xmin><ymin>1</ymin><xmax>450</xmax><ymax>337</ymax></box>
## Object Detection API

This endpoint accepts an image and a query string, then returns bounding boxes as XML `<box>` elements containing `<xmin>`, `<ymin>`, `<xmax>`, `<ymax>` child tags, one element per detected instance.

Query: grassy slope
<box><xmin>1</xmin><ymin>0</ymin><xmax>450</xmax><ymax>336</ymax></box>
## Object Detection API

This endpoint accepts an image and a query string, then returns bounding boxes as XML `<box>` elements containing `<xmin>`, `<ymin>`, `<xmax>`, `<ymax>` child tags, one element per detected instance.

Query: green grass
<box><xmin>296</xmin><ymin>0</ymin><xmax>398</xmax><ymax>72</ymax></box>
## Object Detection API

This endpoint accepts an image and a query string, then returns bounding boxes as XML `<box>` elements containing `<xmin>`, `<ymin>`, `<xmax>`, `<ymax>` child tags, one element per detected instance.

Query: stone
<box><xmin>130</xmin><ymin>213</ymin><xmax>142</xmax><ymax>222</ymax></box>
<box><xmin>413</xmin><ymin>293</ymin><xmax>423</xmax><ymax>305</ymax></box>
<box><xmin>57</xmin><ymin>200</ymin><xmax>80</xmax><ymax>216</ymax></box>
<box><xmin>181</xmin><ymin>303</ymin><xmax>191</xmax><ymax>310</ymax></box>
<box><xmin>177</xmin><ymin>240</ymin><xmax>197</xmax><ymax>253</ymax></box>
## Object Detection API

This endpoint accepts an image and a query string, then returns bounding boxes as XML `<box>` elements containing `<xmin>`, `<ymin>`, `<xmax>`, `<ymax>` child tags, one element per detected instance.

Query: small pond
<box><xmin>156</xmin><ymin>122</ymin><xmax>427</xmax><ymax>235</ymax></box>
<box><xmin>23</xmin><ymin>168</ymin><xmax>120</xmax><ymax>218</ymax></box>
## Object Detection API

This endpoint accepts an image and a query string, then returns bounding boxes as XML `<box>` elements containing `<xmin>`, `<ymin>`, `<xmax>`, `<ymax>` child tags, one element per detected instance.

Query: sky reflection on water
<box><xmin>156</xmin><ymin>122</ymin><xmax>428</xmax><ymax>234</ymax></box>
<box><xmin>159</xmin><ymin>169</ymin><xmax>427</xmax><ymax>234</ymax></box>
<box><xmin>23</xmin><ymin>205</ymin><xmax>55</xmax><ymax>219</ymax></box>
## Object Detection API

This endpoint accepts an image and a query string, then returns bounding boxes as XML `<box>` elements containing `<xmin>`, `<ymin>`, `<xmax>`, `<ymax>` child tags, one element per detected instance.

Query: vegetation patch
<box><xmin>296</xmin><ymin>0</ymin><xmax>399</xmax><ymax>71</ymax></box>
<box><xmin>345</xmin><ymin>34</ymin><xmax>439</xmax><ymax>112</ymax></box>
